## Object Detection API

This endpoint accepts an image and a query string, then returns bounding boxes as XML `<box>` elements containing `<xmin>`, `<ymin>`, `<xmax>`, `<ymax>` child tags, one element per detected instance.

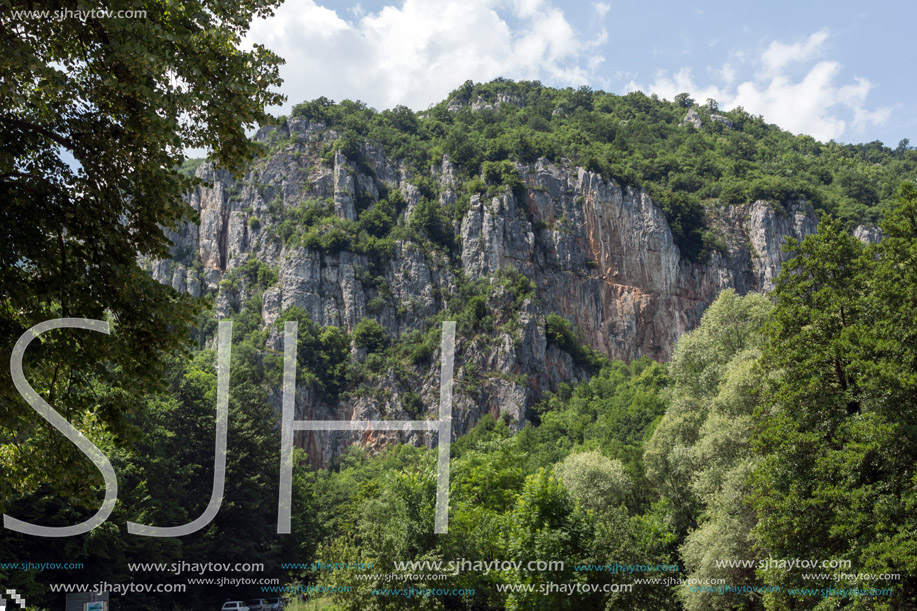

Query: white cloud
<box><xmin>712</xmin><ymin>62</ymin><xmax>736</xmax><ymax>84</ymax></box>
<box><xmin>625</xmin><ymin>30</ymin><xmax>891</xmax><ymax>142</ymax></box>
<box><xmin>594</xmin><ymin>2</ymin><xmax>611</xmax><ymax>18</ymax></box>
<box><xmin>759</xmin><ymin>29</ymin><xmax>829</xmax><ymax>78</ymax></box>
<box><xmin>733</xmin><ymin>61</ymin><xmax>848</xmax><ymax>140</ymax></box>
<box><xmin>245</xmin><ymin>0</ymin><xmax>605</xmax><ymax>113</ymax></box>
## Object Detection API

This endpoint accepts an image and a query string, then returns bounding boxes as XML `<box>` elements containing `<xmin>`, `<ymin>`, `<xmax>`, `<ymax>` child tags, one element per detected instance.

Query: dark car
<box><xmin>247</xmin><ymin>600</ymin><xmax>270</xmax><ymax>611</ymax></box>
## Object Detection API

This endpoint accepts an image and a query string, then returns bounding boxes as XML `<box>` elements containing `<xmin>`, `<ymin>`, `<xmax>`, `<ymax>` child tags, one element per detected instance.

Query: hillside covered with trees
<box><xmin>279</xmin><ymin>80</ymin><xmax>917</xmax><ymax>259</ymax></box>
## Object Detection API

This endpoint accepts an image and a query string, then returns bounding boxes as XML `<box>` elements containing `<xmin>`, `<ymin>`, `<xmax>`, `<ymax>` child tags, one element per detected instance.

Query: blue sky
<box><xmin>245</xmin><ymin>0</ymin><xmax>916</xmax><ymax>146</ymax></box>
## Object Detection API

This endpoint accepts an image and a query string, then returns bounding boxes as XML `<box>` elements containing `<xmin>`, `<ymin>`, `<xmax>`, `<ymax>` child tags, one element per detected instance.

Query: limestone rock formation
<box><xmin>682</xmin><ymin>107</ymin><xmax>703</xmax><ymax>129</ymax></box>
<box><xmin>144</xmin><ymin>121</ymin><xmax>837</xmax><ymax>465</ymax></box>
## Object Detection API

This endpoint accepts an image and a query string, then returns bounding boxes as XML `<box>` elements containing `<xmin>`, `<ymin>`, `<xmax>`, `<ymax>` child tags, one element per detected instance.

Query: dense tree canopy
<box><xmin>278</xmin><ymin>80</ymin><xmax>917</xmax><ymax>260</ymax></box>
<box><xmin>751</xmin><ymin>184</ymin><xmax>917</xmax><ymax>608</ymax></box>
<box><xmin>0</xmin><ymin>0</ymin><xmax>284</xmax><ymax>506</ymax></box>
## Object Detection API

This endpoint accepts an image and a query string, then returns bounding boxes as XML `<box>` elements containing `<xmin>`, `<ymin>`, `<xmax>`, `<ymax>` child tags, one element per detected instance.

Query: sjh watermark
<box><xmin>5</xmin><ymin>319</ymin><xmax>456</xmax><ymax>538</ymax></box>
<box><xmin>0</xmin><ymin>588</ymin><xmax>26</xmax><ymax>610</ymax></box>
<box><xmin>8</xmin><ymin>9</ymin><xmax>148</xmax><ymax>22</ymax></box>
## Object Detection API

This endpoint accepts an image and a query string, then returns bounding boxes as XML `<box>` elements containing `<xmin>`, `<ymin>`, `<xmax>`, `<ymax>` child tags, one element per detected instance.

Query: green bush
<box><xmin>364</xmin><ymin>352</ymin><xmax>385</xmax><ymax>373</ymax></box>
<box><xmin>464</xmin><ymin>295</ymin><xmax>488</xmax><ymax>325</ymax></box>
<box><xmin>398</xmin><ymin>327</ymin><xmax>439</xmax><ymax>365</ymax></box>
<box><xmin>498</xmin><ymin>266</ymin><xmax>536</xmax><ymax>308</ymax></box>
<box><xmin>401</xmin><ymin>390</ymin><xmax>423</xmax><ymax>418</ymax></box>
<box><xmin>274</xmin><ymin>308</ymin><xmax>351</xmax><ymax>400</ymax></box>
<box><xmin>357</xmin><ymin>200</ymin><xmax>395</xmax><ymax>237</ymax></box>
<box><xmin>320</xmin><ymin>225</ymin><xmax>350</xmax><ymax>253</ymax></box>
<box><xmin>352</xmin><ymin>318</ymin><xmax>388</xmax><ymax>353</ymax></box>
<box><xmin>545</xmin><ymin>313</ymin><xmax>605</xmax><ymax>373</ymax></box>
<box><xmin>482</xmin><ymin>160</ymin><xmax>521</xmax><ymax>189</ymax></box>
<box><xmin>367</xmin><ymin>295</ymin><xmax>387</xmax><ymax>314</ymax></box>
<box><xmin>223</xmin><ymin>258</ymin><xmax>277</xmax><ymax>291</ymax></box>
<box><xmin>409</xmin><ymin>198</ymin><xmax>453</xmax><ymax>247</ymax></box>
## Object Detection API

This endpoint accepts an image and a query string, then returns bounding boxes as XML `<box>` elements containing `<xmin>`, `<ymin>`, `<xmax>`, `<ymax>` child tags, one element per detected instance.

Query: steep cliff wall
<box><xmin>460</xmin><ymin>159</ymin><xmax>820</xmax><ymax>362</ymax></box>
<box><xmin>144</xmin><ymin>119</ymin><xmax>848</xmax><ymax>465</ymax></box>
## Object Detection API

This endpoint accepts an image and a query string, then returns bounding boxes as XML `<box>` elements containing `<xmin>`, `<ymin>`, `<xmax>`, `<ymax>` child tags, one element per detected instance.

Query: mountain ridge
<box><xmin>143</xmin><ymin>81</ymin><xmax>902</xmax><ymax>465</ymax></box>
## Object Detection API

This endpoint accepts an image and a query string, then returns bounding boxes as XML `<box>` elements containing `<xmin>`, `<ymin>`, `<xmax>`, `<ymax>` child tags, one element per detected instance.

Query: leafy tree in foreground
<box><xmin>553</xmin><ymin>450</ymin><xmax>632</xmax><ymax>513</ymax></box>
<box><xmin>644</xmin><ymin>289</ymin><xmax>772</xmax><ymax>611</ymax></box>
<box><xmin>1</xmin><ymin>292</ymin><xmax>317</xmax><ymax>609</ymax></box>
<box><xmin>0</xmin><ymin>0</ymin><xmax>285</xmax><ymax>506</ymax></box>
<box><xmin>506</xmin><ymin>469</ymin><xmax>594</xmax><ymax>611</ymax></box>
<box><xmin>752</xmin><ymin>185</ymin><xmax>917</xmax><ymax>609</ymax></box>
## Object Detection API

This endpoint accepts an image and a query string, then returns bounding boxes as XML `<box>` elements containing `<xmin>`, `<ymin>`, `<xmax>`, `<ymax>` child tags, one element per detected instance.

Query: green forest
<box><xmin>4</xmin><ymin>185</ymin><xmax>917</xmax><ymax>609</ymax></box>
<box><xmin>3</xmin><ymin>2</ymin><xmax>917</xmax><ymax>608</ymax></box>
<box><xmin>277</xmin><ymin>79</ymin><xmax>917</xmax><ymax>260</ymax></box>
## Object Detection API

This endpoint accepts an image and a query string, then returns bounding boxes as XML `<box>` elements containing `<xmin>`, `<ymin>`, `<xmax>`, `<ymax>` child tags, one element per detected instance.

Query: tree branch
<box><xmin>0</xmin><ymin>116</ymin><xmax>76</xmax><ymax>151</ymax></box>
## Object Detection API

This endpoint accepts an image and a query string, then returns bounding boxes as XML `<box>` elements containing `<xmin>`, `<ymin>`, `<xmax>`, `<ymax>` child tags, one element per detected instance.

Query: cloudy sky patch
<box><xmin>245</xmin><ymin>0</ymin><xmax>914</xmax><ymax>145</ymax></box>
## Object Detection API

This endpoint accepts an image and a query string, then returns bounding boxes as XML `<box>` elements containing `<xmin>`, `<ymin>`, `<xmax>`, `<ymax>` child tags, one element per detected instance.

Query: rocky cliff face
<box><xmin>461</xmin><ymin>159</ymin><xmax>821</xmax><ymax>362</ymax></box>
<box><xmin>144</xmin><ymin>118</ymin><xmax>854</xmax><ymax>465</ymax></box>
